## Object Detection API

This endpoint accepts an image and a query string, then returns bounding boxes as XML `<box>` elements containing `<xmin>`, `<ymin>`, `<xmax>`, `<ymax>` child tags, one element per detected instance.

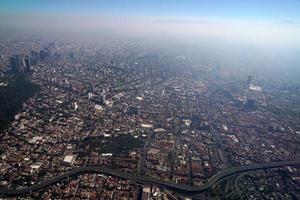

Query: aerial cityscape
<box><xmin>0</xmin><ymin>1</ymin><xmax>300</xmax><ymax>199</ymax></box>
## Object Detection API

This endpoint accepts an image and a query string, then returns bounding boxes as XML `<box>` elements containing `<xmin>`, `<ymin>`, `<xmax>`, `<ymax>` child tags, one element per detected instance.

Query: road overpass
<box><xmin>1</xmin><ymin>159</ymin><xmax>300</xmax><ymax>197</ymax></box>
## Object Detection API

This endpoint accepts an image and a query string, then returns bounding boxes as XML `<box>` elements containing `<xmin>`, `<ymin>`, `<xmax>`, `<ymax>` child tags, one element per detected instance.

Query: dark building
<box><xmin>9</xmin><ymin>56</ymin><xmax>19</xmax><ymax>73</ymax></box>
<box><xmin>9</xmin><ymin>55</ymin><xmax>24</xmax><ymax>73</ymax></box>
<box><xmin>24</xmin><ymin>57</ymin><xmax>31</xmax><ymax>72</ymax></box>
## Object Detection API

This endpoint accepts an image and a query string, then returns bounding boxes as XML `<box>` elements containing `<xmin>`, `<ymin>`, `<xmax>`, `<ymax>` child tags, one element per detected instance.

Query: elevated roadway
<box><xmin>1</xmin><ymin>159</ymin><xmax>300</xmax><ymax>197</ymax></box>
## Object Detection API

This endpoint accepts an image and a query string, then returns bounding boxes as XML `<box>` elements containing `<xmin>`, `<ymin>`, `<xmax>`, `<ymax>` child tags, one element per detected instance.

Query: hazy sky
<box><xmin>1</xmin><ymin>0</ymin><xmax>300</xmax><ymax>22</ymax></box>
<box><xmin>1</xmin><ymin>0</ymin><xmax>300</xmax><ymax>46</ymax></box>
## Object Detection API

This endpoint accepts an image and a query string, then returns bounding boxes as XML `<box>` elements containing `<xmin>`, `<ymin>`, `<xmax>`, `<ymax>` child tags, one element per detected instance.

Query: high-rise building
<box><xmin>88</xmin><ymin>92</ymin><xmax>93</xmax><ymax>99</ymax></box>
<box><xmin>246</xmin><ymin>75</ymin><xmax>252</xmax><ymax>89</ymax></box>
<box><xmin>9</xmin><ymin>55</ymin><xmax>24</xmax><ymax>73</ymax></box>
<box><xmin>90</xmin><ymin>82</ymin><xmax>95</xmax><ymax>93</ymax></box>
<box><xmin>100</xmin><ymin>89</ymin><xmax>106</xmax><ymax>104</ymax></box>
<box><xmin>39</xmin><ymin>50</ymin><xmax>49</xmax><ymax>61</ymax></box>
<box><xmin>48</xmin><ymin>42</ymin><xmax>56</xmax><ymax>56</ymax></box>
<box><xmin>9</xmin><ymin>56</ymin><xmax>19</xmax><ymax>73</ymax></box>
<box><xmin>69</xmin><ymin>52</ymin><xmax>75</xmax><ymax>60</ymax></box>
<box><xmin>30</xmin><ymin>51</ymin><xmax>39</xmax><ymax>65</ymax></box>
<box><xmin>74</xmin><ymin>102</ymin><xmax>78</xmax><ymax>111</ymax></box>
<box><xmin>24</xmin><ymin>57</ymin><xmax>31</xmax><ymax>72</ymax></box>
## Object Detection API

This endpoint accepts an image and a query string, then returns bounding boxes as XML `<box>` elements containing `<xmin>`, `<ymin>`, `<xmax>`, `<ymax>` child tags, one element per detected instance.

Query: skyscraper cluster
<box><xmin>9</xmin><ymin>55</ymin><xmax>31</xmax><ymax>73</ymax></box>
<box><xmin>9</xmin><ymin>42</ymin><xmax>56</xmax><ymax>74</ymax></box>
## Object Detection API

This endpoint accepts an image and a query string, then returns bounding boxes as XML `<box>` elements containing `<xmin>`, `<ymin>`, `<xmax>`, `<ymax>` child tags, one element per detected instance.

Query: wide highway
<box><xmin>1</xmin><ymin>159</ymin><xmax>300</xmax><ymax>197</ymax></box>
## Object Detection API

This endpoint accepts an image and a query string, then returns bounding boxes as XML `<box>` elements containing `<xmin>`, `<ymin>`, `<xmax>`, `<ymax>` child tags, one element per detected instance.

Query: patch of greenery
<box><xmin>267</xmin><ymin>105</ymin><xmax>300</xmax><ymax>118</ymax></box>
<box><xmin>0</xmin><ymin>75</ymin><xmax>39</xmax><ymax>132</ymax></box>
<box><xmin>83</xmin><ymin>134</ymin><xmax>144</xmax><ymax>156</ymax></box>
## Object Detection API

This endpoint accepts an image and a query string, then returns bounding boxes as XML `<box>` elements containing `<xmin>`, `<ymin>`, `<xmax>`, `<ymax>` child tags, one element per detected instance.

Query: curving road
<box><xmin>1</xmin><ymin>159</ymin><xmax>300</xmax><ymax>197</ymax></box>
